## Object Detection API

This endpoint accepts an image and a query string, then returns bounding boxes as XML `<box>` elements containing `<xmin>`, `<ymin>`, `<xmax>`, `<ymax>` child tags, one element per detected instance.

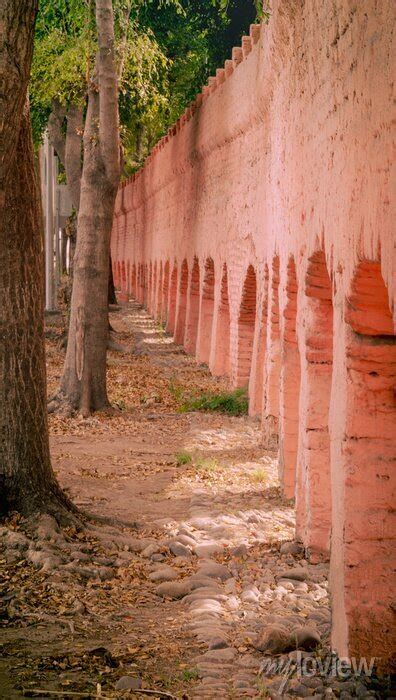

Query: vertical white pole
<box><xmin>44</xmin><ymin>132</ymin><xmax>55</xmax><ymax>311</ymax></box>
<box><xmin>66</xmin><ymin>236</ymin><xmax>70</xmax><ymax>274</ymax></box>
<box><xmin>59</xmin><ymin>227</ymin><xmax>63</xmax><ymax>276</ymax></box>
<box><xmin>54</xmin><ymin>157</ymin><xmax>60</xmax><ymax>287</ymax></box>
<box><xmin>39</xmin><ymin>145</ymin><xmax>46</xmax><ymax>216</ymax></box>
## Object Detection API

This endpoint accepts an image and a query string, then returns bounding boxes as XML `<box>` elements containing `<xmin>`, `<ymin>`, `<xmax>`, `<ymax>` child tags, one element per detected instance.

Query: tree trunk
<box><xmin>0</xmin><ymin>1</ymin><xmax>72</xmax><ymax>517</ymax></box>
<box><xmin>63</xmin><ymin>105</ymin><xmax>83</xmax><ymax>277</ymax></box>
<box><xmin>47</xmin><ymin>101</ymin><xmax>82</xmax><ymax>282</ymax></box>
<box><xmin>108</xmin><ymin>255</ymin><xmax>117</xmax><ymax>305</ymax></box>
<box><xmin>61</xmin><ymin>227</ymin><xmax>68</xmax><ymax>274</ymax></box>
<box><xmin>65</xmin><ymin>103</ymin><xmax>83</xmax><ymax>212</ymax></box>
<box><xmin>47</xmin><ymin>100</ymin><xmax>66</xmax><ymax>164</ymax></box>
<box><xmin>48</xmin><ymin>100</ymin><xmax>83</xmax><ymax>214</ymax></box>
<box><xmin>55</xmin><ymin>0</ymin><xmax>120</xmax><ymax>415</ymax></box>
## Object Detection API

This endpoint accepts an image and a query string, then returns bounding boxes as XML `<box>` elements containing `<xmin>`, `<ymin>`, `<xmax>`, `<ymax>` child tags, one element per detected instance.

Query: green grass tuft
<box><xmin>175</xmin><ymin>451</ymin><xmax>193</xmax><ymax>465</ymax></box>
<box><xmin>168</xmin><ymin>379</ymin><xmax>184</xmax><ymax>403</ymax></box>
<box><xmin>251</xmin><ymin>467</ymin><xmax>268</xmax><ymax>484</ymax></box>
<box><xmin>180</xmin><ymin>668</ymin><xmax>200</xmax><ymax>682</ymax></box>
<box><xmin>195</xmin><ymin>456</ymin><xmax>220</xmax><ymax>473</ymax></box>
<box><xmin>180</xmin><ymin>388</ymin><xmax>248</xmax><ymax>416</ymax></box>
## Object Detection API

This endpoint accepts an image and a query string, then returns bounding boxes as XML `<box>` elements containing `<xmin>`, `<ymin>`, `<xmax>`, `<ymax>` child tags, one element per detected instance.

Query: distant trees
<box><xmin>31</xmin><ymin>1</ymin><xmax>171</xmax><ymax>176</ymax></box>
<box><xmin>0</xmin><ymin>0</ymin><xmax>263</xmax><ymax>515</ymax></box>
<box><xmin>31</xmin><ymin>0</ymin><xmax>262</xmax><ymax>176</ymax></box>
<box><xmin>31</xmin><ymin>0</ymin><xmax>262</xmax><ymax>417</ymax></box>
<box><xmin>138</xmin><ymin>0</ymin><xmax>259</xmax><ymax>132</ymax></box>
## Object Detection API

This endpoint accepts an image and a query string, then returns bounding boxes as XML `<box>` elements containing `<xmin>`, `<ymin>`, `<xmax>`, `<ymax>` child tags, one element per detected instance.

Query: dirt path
<box><xmin>1</xmin><ymin>302</ymin><xmax>341</xmax><ymax>699</ymax></box>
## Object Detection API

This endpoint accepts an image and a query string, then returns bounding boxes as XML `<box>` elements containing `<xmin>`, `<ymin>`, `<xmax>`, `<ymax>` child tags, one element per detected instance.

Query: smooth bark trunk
<box><xmin>56</xmin><ymin>0</ymin><xmax>120</xmax><ymax>415</ymax></box>
<box><xmin>47</xmin><ymin>101</ymin><xmax>66</xmax><ymax>164</ymax></box>
<box><xmin>47</xmin><ymin>101</ymin><xmax>82</xmax><ymax>282</ymax></box>
<box><xmin>48</xmin><ymin>100</ymin><xmax>83</xmax><ymax>214</ymax></box>
<box><xmin>65</xmin><ymin>103</ymin><xmax>83</xmax><ymax>212</ymax></box>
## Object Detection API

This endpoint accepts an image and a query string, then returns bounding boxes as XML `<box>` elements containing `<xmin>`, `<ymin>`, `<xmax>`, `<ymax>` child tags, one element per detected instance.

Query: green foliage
<box><xmin>253</xmin><ymin>1</ymin><xmax>271</xmax><ymax>22</ymax></box>
<box><xmin>195</xmin><ymin>456</ymin><xmax>220</xmax><ymax>472</ymax></box>
<box><xmin>35</xmin><ymin>0</ymin><xmax>91</xmax><ymax>37</ymax></box>
<box><xmin>180</xmin><ymin>667</ymin><xmax>200</xmax><ymax>682</ymax></box>
<box><xmin>119</xmin><ymin>28</ymin><xmax>170</xmax><ymax>172</ymax></box>
<box><xmin>140</xmin><ymin>0</ymin><xmax>259</xmax><ymax>129</ymax></box>
<box><xmin>180</xmin><ymin>387</ymin><xmax>248</xmax><ymax>416</ymax></box>
<box><xmin>168</xmin><ymin>379</ymin><xmax>184</xmax><ymax>403</ymax></box>
<box><xmin>175</xmin><ymin>451</ymin><xmax>193</xmax><ymax>465</ymax></box>
<box><xmin>31</xmin><ymin>0</ymin><xmax>262</xmax><ymax>163</ymax></box>
<box><xmin>31</xmin><ymin>30</ymin><xmax>88</xmax><ymax>109</ymax></box>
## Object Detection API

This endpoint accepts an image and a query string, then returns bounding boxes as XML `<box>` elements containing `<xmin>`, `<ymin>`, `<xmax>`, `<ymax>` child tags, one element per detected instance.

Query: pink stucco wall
<box><xmin>111</xmin><ymin>0</ymin><xmax>396</xmax><ymax>666</ymax></box>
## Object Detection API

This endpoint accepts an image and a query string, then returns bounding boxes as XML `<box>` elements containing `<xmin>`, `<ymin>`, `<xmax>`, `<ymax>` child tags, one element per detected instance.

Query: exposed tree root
<box><xmin>48</xmin><ymin>387</ymin><xmax>112</xmax><ymax>419</ymax></box>
<box><xmin>23</xmin><ymin>688</ymin><xmax>178</xmax><ymax>699</ymax></box>
<box><xmin>4</xmin><ymin>463</ymin><xmax>137</xmax><ymax>533</ymax></box>
<box><xmin>19</xmin><ymin>481</ymin><xmax>84</xmax><ymax>531</ymax></box>
<box><xmin>107</xmin><ymin>337</ymin><xmax>130</xmax><ymax>352</ymax></box>
<box><xmin>48</xmin><ymin>391</ymin><xmax>75</xmax><ymax>417</ymax></box>
<box><xmin>22</xmin><ymin>690</ymin><xmax>112</xmax><ymax>698</ymax></box>
<box><xmin>1</xmin><ymin>503</ymin><xmax>141</xmax><ymax>598</ymax></box>
<box><xmin>84</xmin><ymin>512</ymin><xmax>140</xmax><ymax>530</ymax></box>
<box><xmin>0</xmin><ymin>474</ymin><xmax>82</xmax><ymax>532</ymax></box>
<box><xmin>34</xmin><ymin>496</ymin><xmax>83</xmax><ymax>530</ymax></box>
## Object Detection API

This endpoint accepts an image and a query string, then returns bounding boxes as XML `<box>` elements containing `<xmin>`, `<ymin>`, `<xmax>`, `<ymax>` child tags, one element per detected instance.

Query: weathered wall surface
<box><xmin>111</xmin><ymin>0</ymin><xmax>396</xmax><ymax>666</ymax></box>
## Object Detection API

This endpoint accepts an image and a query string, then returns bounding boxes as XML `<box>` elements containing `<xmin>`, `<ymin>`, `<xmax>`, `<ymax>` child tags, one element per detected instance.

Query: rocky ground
<box><xmin>0</xmin><ymin>301</ymin><xmax>391</xmax><ymax>699</ymax></box>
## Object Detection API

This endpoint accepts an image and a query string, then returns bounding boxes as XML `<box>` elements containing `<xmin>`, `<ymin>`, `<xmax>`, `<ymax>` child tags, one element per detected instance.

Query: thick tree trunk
<box><xmin>55</xmin><ymin>0</ymin><xmax>120</xmax><ymax>415</ymax></box>
<box><xmin>0</xmin><ymin>1</ymin><xmax>72</xmax><ymax>517</ymax></box>
<box><xmin>0</xmin><ymin>109</ymin><xmax>70</xmax><ymax>516</ymax></box>
<box><xmin>59</xmin><ymin>93</ymin><xmax>116</xmax><ymax>413</ymax></box>
<box><xmin>0</xmin><ymin>1</ymin><xmax>37</xmax><ymax>191</ymax></box>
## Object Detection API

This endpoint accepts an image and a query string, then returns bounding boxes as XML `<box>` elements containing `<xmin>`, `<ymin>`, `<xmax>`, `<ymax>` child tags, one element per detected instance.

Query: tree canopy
<box><xmin>31</xmin><ymin>0</ymin><xmax>262</xmax><ymax>173</ymax></box>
